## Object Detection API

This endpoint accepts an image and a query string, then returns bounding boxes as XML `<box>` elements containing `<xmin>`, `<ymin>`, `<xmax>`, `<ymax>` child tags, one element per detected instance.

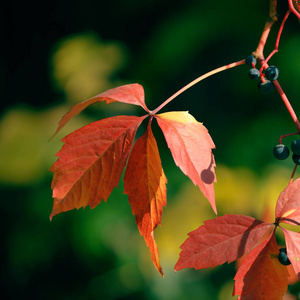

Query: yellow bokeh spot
<box><xmin>50</xmin><ymin>32</ymin><xmax>128</xmax><ymax>103</ymax></box>
<box><xmin>0</xmin><ymin>105</ymin><xmax>93</xmax><ymax>185</ymax></box>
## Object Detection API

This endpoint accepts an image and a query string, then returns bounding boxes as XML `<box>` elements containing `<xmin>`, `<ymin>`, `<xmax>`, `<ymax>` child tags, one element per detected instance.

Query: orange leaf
<box><xmin>124</xmin><ymin>120</ymin><xmax>167</xmax><ymax>276</ymax></box>
<box><xmin>175</xmin><ymin>215</ymin><xmax>273</xmax><ymax>271</ymax></box>
<box><xmin>51</xmin><ymin>83</ymin><xmax>149</xmax><ymax>138</ymax></box>
<box><xmin>275</xmin><ymin>178</ymin><xmax>300</xmax><ymax>225</ymax></box>
<box><xmin>281</xmin><ymin>227</ymin><xmax>300</xmax><ymax>280</ymax></box>
<box><xmin>50</xmin><ymin>115</ymin><xmax>146</xmax><ymax>219</ymax></box>
<box><xmin>155</xmin><ymin>111</ymin><xmax>216</xmax><ymax>213</ymax></box>
<box><xmin>233</xmin><ymin>232</ymin><xmax>289</xmax><ymax>300</ymax></box>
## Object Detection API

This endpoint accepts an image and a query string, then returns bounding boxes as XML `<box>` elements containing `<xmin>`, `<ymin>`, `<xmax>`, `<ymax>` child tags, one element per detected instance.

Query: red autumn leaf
<box><xmin>51</xmin><ymin>83</ymin><xmax>149</xmax><ymax>138</ymax></box>
<box><xmin>281</xmin><ymin>227</ymin><xmax>300</xmax><ymax>280</ymax></box>
<box><xmin>50</xmin><ymin>115</ymin><xmax>146</xmax><ymax>219</ymax></box>
<box><xmin>155</xmin><ymin>111</ymin><xmax>217</xmax><ymax>213</ymax></box>
<box><xmin>124</xmin><ymin>120</ymin><xmax>167</xmax><ymax>277</ymax></box>
<box><xmin>174</xmin><ymin>214</ymin><xmax>273</xmax><ymax>271</ymax></box>
<box><xmin>275</xmin><ymin>178</ymin><xmax>300</xmax><ymax>225</ymax></box>
<box><xmin>233</xmin><ymin>232</ymin><xmax>289</xmax><ymax>300</ymax></box>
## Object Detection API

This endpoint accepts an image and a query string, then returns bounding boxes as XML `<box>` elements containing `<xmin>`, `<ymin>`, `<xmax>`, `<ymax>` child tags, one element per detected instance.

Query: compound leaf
<box><xmin>233</xmin><ymin>232</ymin><xmax>289</xmax><ymax>300</ymax></box>
<box><xmin>155</xmin><ymin>111</ymin><xmax>217</xmax><ymax>213</ymax></box>
<box><xmin>52</xmin><ymin>83</ymin><xmax>149</xmax><ymax>138</ymax></box>
<box><xmin>124</xmin><ymin>120</ymin><xmax>167</xmax><ymax>276</ymax></box>
<box><xmin>281</xmin><ymin>227</ymin><xmax>300</xmax><ymax>280</ymax></box>
<box><xmin>175</xmin><ymin>214</ymin><xmax>273</xmax><ymax>271</ymax></box>
<box><xmin>50</xmin><ymin>115</ymin><xmax>146</xmax><ymax>219</ymax></box>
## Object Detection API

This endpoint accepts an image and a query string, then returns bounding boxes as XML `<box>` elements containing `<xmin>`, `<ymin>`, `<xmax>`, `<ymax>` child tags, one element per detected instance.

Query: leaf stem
<box><xmin>152</xmin><ymin>60</ymin><xmax>245</xmax><ymax>115</ymax></box>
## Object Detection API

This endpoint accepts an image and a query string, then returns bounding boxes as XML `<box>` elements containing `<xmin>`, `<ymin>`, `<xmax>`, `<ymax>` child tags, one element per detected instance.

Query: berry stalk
<box><xmin>279</xmin><ymin>132</ymin><xmax>299</xmax><ymax>144</ymax></box>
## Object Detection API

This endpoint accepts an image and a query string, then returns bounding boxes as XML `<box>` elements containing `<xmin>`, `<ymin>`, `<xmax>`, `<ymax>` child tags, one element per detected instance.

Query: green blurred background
<box><xmin>1</xmin><ymin>0</ymin><xmax>300</xmax><ymax>299</ymax></box>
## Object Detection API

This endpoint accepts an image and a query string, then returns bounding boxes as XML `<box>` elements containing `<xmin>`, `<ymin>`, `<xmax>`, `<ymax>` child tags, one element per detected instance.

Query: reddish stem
<box><xmin>279</xmin><ymin>132</ymin><xmax>299</xmax><ymax>144</ymax></box>
<box><xmin>288</xmin><ymin>0</ymin><xmax>300</xmax><ymax>19</ymax></box>
<box><xmin>151</xmin><ymin>60</ymin><xmax>245</xmax><ymax>115</ymax></box>
<box><xmin>258</xmin><ymin>57</ymin><xmax>300</xmax><ymax>133</ymax></box>
<box><xmin>253</xmin><ymin>21</ymin><xmax>274</xmax><ymax>62</ymax></box>
<box><xmin>260</xmin><ymin>10</ymin><xmax>291</xmax><ymax>72</ymax></box>
<box><xmin>274</xmin><ymin>10</ymin><xmax>290</xmax><ymax>51</ymax></box>
<box><xmin>274</xmin><ymin>80</ymin><xmax>300</xmax><ymax>132</ymax></box>
<box><xmin>253</xmin><ymin>0</ymin><xmax>278</xmax><ymax>61</ymax></box>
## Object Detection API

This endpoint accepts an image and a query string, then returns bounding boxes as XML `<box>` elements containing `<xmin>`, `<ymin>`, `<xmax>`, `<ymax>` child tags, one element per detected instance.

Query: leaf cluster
<box><xmin>50</xmin><ymin>84</ymin><xmax>216</xmax><ymax>276</ymax></box>
<box><xmin>176</xmin><ymin>179</ymin><xmax>300</xmax><ymax>299</ymax></box>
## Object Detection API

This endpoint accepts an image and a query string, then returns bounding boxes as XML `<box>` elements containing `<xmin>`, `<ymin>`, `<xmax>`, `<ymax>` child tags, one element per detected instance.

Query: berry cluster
<box><xmin>273</xmin><ymin>139</ymin><xmax>300</xmax><ymax>164</ymax></box>
<box><xmin>245</xmin><ymin>55</ymin><xmax>280</xmax><ymax>94</ymax></box>
<box><xmin>278</xmin><ymin>248</ymin><xmax>291</xmax><ymax>266</ymax></box>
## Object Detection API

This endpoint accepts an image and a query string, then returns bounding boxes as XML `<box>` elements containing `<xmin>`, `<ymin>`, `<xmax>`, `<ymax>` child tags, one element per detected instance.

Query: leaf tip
<box><xmin>48</xmin><ymin>129</ymin><xmax>59</xmax><ymax>141</ymax></box>
<box><xmin>159</xmin><ymin>267</ymin><xmax>164</xmax><ymax>277</ymax></box>
<box><xmin>213</xmin><ymin>207</ymin><xmax>218</xmax><ymax>215</ymax></box>
<box><xmin>49</xmin><ymin>207</ymin><xmax>59</xmax><ymax>221</ymax></box>
<box><xmin>174</xmin><ymin>258</ymin><xmax>185</xmax><ymax>272</ymax></box>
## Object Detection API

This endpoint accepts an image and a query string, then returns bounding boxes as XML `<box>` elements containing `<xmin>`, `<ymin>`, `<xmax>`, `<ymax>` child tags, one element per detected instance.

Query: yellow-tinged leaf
<box><xmin>157</xmin><ymin>111</ymin><xmax>201</xmax><ymax>124</ymax></box>
<box><xmin>155</xmin><ymin>111</ymin><xmax>216</xmax><ymax>213</ymax></box>
<box><xmin>275</xmin><ymin>178</ymin><xmax>300</xmax><ymax>225</ymax></box>
<box><xmin>282</xmin><ymin>209</ymin><xmax>297</xmax><ymax>218</ymax></box>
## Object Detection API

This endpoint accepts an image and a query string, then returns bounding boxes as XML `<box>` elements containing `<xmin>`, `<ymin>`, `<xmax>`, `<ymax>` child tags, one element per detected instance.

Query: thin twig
<box><xmin>253</xmin><ymin>0</ymin><xmax>278</xmax><ymax>62</ymax></box>
<box><xmin>274</xmin><ymin>80</ymin><xmax>300</xmax><ymax>132</ymax></box>
<box><xmin>279</xmin><ymin>132</ymin><xmax>299</xmax><ymax>144</ymax></box>
<box><xmin>260</xmin><ymin>10</ymin><xmax>291</xmax><ymax>72</ymax></box>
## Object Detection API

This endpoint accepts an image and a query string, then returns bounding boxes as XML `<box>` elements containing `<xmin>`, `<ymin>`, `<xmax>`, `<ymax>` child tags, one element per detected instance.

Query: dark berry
<box><xmin>245</xmin><ymin>55</ymin><xmax>257</xmax><ymax>67</ymax></box>
<box><xmin>292</xmin><ymin>154</ymin><xmax>300</xmax><ymax>165</ymax></box>
<box><xmin>257</xmin><ymin>79</ymin><xmax>274</xmax><ymax>94</ymax></box>
<box><xmin>278</xmin><ymin>248</ymin><xmax>291</xmax><ymax>266</ymax></box>
<box><xmin>248</xmin><ymin>68</ymin><xmax>260</xmax><ymax>80</ymax></box>
<box><xmin>291</xmin><ymin>139</ymin><xmax>300</xmax><ymax>155</ymax></box>
<box><xmin>265</xmin><ymin>65</ymin><xmax>280</xmax><ymax>81</ymax></box>
<box><xmin>273</xmin><ymin>144</ymin><xmax>290</xmax><ymax>160</ymax></box>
